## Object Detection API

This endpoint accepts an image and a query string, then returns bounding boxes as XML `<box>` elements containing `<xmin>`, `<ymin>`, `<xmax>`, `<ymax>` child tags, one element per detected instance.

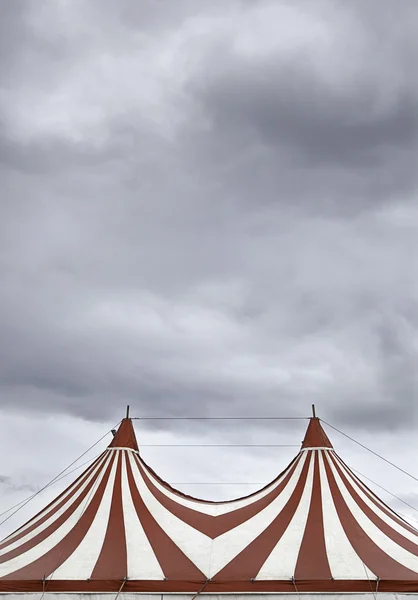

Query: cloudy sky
<box><xmin>0</xmin><ymin>0</ymin><xmax>417</xmax><ymax>536</ymax></box>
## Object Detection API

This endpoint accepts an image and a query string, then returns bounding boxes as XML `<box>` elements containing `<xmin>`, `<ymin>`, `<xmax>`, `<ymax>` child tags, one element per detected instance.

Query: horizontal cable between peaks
<box><xmin>131</xmin><ymin>416</ymin><xmax>310</xmax><ymax>420</ymax></box>
<box><xmin>141</xmin><ymin>444</ymin><xmax>299</xmax><ymax>447</ymax></box>
<box><xmin>108</xmin><ymin>445</ymin><xmax>299</xmax><ymax>450</ymax></box>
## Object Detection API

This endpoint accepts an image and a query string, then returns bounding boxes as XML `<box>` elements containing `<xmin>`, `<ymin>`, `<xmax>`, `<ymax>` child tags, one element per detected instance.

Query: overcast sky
<box><xmin>0</xmin><ymin>0</ymin><xmax>417</xmax><ymax>536</ymax></box>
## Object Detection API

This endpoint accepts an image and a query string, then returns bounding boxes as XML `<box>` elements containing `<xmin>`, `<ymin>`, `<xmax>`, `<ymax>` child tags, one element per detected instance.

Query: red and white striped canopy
<box><xmin>1</xmin><ymin>417</ymin><xmax>418</xmax><ymax>593</ymax></box>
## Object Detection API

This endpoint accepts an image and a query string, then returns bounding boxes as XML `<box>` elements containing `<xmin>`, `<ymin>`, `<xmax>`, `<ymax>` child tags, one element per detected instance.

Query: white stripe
<box><xmin>0</xmin><ymin>454</ymin><xmax>113</xmax><ymax>578</ymax></box>
<box><xmin>0</xmin><ymin>454</ymin><xmax>108</xmax><ymax>547</ymax></box>
<box><xmin>121</xmin><ymin>453</ymin><xmax>164</xmax><ymax>580</ymax></box>
<box><xmin>108</xmin><ymin>447</ymin><xmax>139</xmax><ymax>454</ymax></box>
<box><xmin>139</xmin><ymin>453</ymin><xmax>302</xmax><ymax>517</ymax></box>
<box><xmin>319</xmin><ymin>451</ymin><xmax>376</xmax><ymax>580</ymax></box>
<box><xmin>334</xmin><ymin>454</ymin><xmax>418</xmax><ymax>535</ymax></box>
<box><xmin>339</xmin><ymin>454</ymin><xmax>414</xmax><ymax>523</ymax></box>
<box><xmin>336</xmin><ymin>454</ymin><xmax>396</xmax><ymax>512</ymax></box>
<box><xmin>326</xmin><ymin>453</ymin><xmax>418</xmax><ymax>574</ymax></box>
<box><xmin>128</xmin><ymin>452</ymin><xmax>212</xmax><ymax>576</ymax></box>
<box><xmin>333</xmin><ymin>454</ymin><xmax>418</xmax><ymax>545</ymax></box>
<box><xmin>52</xmin><ymin>454</ymin><xmax>119</xmax><ymax>580</ymax></box>
<box><xmin>255</xmin><ymin>452</ymin><xmax>315</xmax><ymax>579</ymax></box>
<box><xmin>0</xmin><ymin>454</ymin><xmax>109</xmax><ymax>557</ymax></box>
<box><xmin>209</xmin><ymin>452</ymin><xmax>309</xmax><ymax>577</ymax></box>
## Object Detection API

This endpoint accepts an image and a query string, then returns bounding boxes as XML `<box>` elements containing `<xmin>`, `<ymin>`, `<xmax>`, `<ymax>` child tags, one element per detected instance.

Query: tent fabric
<box><xmin>1</xmin><ymin>417</ymin><xmax>418</xmax><ymax>592</ymax></box>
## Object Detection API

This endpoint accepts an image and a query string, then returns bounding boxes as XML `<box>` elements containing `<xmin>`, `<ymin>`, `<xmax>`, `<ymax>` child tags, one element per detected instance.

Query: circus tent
<box><xmin>1</xmin><ymin>415</ymin><xmax>418</xmax><ymax>597</ymax></box>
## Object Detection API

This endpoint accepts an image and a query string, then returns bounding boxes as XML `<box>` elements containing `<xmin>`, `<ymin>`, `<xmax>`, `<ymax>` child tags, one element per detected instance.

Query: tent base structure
<box><xmin>2</xmin><ymin>581</ymin><xmax>418</xmax><ymax>593</ymax></box>
<box><xmin>1</xmin><ymin>595</ymin><xmax>418</xmax><ymax>600</ymax></box>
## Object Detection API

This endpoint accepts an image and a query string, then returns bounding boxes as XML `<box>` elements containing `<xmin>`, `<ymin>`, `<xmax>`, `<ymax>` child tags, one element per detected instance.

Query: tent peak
<box><xmin>108</xmin><ymin>416</ymin><xmax>139</xmax><ymax>451</ymax></box>
<box><xmin>301</xmin><ymin>416</ymin><xmax>333</xmax><ymax>449</ymax></box>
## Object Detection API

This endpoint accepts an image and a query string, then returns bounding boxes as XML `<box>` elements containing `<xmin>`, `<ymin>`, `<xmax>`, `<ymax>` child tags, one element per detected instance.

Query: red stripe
<box><xmin>0</xmin><ymin>457</ymin><xmax>107</xmax><ymax>564</ymax></box>
<box><xmin>90</xmin><ymin>453</ymin><xmax>127</xmax><ymax>579</ymax></box>
<box><xmin>294</xmin><ymin>451</ymin><xmax>331</xmax><ymax>579</ymax></box>
<box><xmin>135</xmin><ymin>453</ymin><xmax>301</xmax><ymax>538</ymax></box>
<box><xmin>323</xmin><ymin>453</ymin><xmax>418</xmax><ymax>580</ymax></box>
<box><xmin>0</xmin><ymin>454</ymin><xmax>106</xmax><ymax>551</ymax></box>
<box><xmin>215</xmin><ymin>452</ymin><xmax>312</xmax><ymax>581</ymax></box>
<box><xmin>125</xmin><ymin>454</ymin><xmax>204</xmax><ymax>581</ymax></box>
<box><xmin>328</xmin><ymin>453</ymin><xmax>418</xmax><ymax>556</ymax></box>
<box><xmin>336</xmin><ymin>453</ymin><xmax>418</xmax><ymax>536</ymax></box>
<box><xmin>2</xmin><ymin>455</ymin><xmax>116</xmax><ymax>580</ymax></box>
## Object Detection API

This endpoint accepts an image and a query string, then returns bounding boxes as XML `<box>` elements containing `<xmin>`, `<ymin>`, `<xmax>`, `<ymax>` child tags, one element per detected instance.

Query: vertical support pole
<box><xmin>126</xmin><ymin>405</ymin><xmax>130</xmax><ymax>419</ymax></box>
<box><xmin>312</xmin><ymin>404</ymin><xmax>316</xmax><ymax>418</ymax></box>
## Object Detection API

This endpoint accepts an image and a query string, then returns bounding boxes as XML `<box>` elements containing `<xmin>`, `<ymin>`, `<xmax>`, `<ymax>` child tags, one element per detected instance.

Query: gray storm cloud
<box><xmin>0</xmin><ymin>0</ymin><xmax>417</xmax><ymax>527</ymax></box>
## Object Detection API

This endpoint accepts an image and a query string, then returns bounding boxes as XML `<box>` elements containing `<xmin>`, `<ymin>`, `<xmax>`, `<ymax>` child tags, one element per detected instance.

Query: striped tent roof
<box><xmin>1</xmin><ymin>417</ymin><xmax>418</xmax><ymax>593</ymax></box>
